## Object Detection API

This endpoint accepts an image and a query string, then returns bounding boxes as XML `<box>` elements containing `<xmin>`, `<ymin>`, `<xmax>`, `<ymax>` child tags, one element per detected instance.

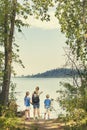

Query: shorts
<box><xmin>33</xmin><ymin>103</ymin><xmax>40</xmax><ymax>109</ymax></box>
<box><xmin>44</xmin><ymin>107</ymin><xmax>50</xmax><ymax>113</ymax></box>
<box><xmin>25</xmin><ymin>106</ymin><xmax>30</xmax><ymax>110</ymax></box>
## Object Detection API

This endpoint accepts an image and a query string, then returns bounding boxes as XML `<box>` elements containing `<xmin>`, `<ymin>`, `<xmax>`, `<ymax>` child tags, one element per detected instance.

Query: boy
<box><xmin>44</xmin><ymin>94</ymin><xmax>51</xmax><ymax>120</ymax></box>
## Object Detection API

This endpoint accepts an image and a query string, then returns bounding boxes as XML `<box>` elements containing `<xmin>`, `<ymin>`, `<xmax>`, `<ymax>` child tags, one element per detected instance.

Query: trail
<box><xmin>20</xmin><ymin>118</ymin><xmax>64</xmax><ymax>130</ymax></box>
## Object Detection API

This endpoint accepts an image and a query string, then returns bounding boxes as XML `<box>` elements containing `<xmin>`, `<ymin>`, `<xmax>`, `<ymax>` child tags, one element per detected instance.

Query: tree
<box><xmin>55</xmin><ymin>1</ymin><xmax>87</xmax><ymax>125</ymax></box>
<box><xmin>0</xmin><ymin>0</ymin><xmax>17</xmax><ymax>105</ymax></box>
<box><xmin>0</xmin><ymin>0</ymin><xmax>53</xmax><ymax>105</ymax></box>
<box><xmin>55</xmin><ymin>0</ymin><xmax>87</xmax><ymax>62</ymax></box>
<box><xmin>55</xmin><ymin>0</ymin><xmax>87</xmax><ymax>89</ymax></box>
<box><xmin>55</xmin><ymin>0</ymin><xmax>87</xmax><ymax>104</ymax></box>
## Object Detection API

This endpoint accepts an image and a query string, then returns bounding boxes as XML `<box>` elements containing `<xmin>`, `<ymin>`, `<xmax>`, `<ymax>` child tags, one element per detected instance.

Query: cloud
<box><xmin>26</xmin><ymin>11</ymin><xmax>60</xmax><ymax>30</ymax></box>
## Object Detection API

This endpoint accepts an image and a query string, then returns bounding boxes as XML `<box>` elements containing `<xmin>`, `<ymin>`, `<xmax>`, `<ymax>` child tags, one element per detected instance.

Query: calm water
<box><xmin>12</xmin><ymin>77</ymin><xmax>72</xmax><ymax>119</ymax></box>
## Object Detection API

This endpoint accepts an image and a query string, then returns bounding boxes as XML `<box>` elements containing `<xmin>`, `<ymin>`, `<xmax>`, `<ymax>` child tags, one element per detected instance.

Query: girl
<box><xmin>32</xmin><ymin>86</ymin><xmax>43</xmax><ymax>120</ymax></box>
<box><xmin>24</xmin><ymin>91</ymin><xmax>31</xmax><ymax>120</ymax></box>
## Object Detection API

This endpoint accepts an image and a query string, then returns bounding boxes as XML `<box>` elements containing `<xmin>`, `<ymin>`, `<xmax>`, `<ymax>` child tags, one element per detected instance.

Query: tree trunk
<box><xmin>0</xmin><ymin>0</ymin><xmax>17</xmax><ymax>106</ymax></box>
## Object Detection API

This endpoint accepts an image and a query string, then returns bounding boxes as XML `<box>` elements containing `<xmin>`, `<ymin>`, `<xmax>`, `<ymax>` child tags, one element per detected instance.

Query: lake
<box><xmin>12</xmin><ymin>77</ymin><xmax>72</xmax><ymax>119</ymax></box>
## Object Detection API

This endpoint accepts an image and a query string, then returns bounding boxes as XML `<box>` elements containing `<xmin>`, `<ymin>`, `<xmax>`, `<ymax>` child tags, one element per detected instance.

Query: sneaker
<box><xmin>25</xmin><ymin>118</ymin><xmax>30</xmax><ymax>121</ymax></box>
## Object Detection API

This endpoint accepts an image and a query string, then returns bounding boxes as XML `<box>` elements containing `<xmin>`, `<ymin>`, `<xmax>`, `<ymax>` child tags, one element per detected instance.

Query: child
<box><xmin>32</xmin><ymin>91</ymin><xmax>40</xmax><ymax>120</ymax></box>
<box><xmin>44</xmin><ymin>94</ymin><xmax>51</xmax><ymax>120</ymax></box>
<box><xmin>35</xmin><ymin>86</ymin><xmax>43</xmax><ymax>96</ymax></box>
<box><xmin>24</xmin><ymin>91</ymin><xmax>31</xmax><ymax>120</ymax></box>
<box><xmin>32</xmin><ymin>86</ymin><xmax>43</xmax><ymax>120</ymax></box>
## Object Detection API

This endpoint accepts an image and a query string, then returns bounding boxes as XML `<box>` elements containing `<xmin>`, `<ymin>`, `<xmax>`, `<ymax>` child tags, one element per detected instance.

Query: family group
<box><xmin>24</xmin><ymin>86</ymin><xmax>51</xmax><ymax>120</ymax></box>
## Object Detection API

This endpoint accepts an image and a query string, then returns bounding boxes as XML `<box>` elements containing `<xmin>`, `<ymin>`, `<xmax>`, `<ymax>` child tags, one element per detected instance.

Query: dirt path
<box><xmin>20</xmin><ymin>118</ymin><xmax>65</xmax><ymax>130</ymax></box>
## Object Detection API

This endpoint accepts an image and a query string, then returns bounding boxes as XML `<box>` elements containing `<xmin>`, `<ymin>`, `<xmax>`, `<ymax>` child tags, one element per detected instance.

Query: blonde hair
<box><xmin>35</xmin><ymin>86</ymin><xmax>39</xmax><ymax>91</ymax></box>
<box><xmin>26</xmin><ymin>91</ymin><xmax>29</xmax><ymax>97</ymax></box>
<box><xmin>46</xmin><ymin>94</ymin><xmax>50</xmax><ymax>98</ymax></box>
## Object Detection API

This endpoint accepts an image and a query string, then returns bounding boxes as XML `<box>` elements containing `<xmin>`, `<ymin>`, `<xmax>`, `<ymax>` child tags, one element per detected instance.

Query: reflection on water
<box><xmin>12</xmin><ymin>77</ymin><xmax>72</xmax><ymax>119</ymax></box>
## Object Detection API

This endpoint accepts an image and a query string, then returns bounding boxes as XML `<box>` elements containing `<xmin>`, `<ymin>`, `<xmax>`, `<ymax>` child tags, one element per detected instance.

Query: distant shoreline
<box><xmin>14</xmin><ymin>68</ymin><xmax>78</xmax><ymax>78</ymax></box>
<box><xmin>13</xmin><ymin>76</ymin><xmax>73</xmax><ymax>78</ymax></box>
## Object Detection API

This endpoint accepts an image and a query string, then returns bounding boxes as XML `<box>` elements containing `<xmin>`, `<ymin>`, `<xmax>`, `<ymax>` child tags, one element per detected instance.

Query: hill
<box><xmin>24</xmin><ymin>68</ymin><xmax>78</xmax><ymax>78</ymax></box>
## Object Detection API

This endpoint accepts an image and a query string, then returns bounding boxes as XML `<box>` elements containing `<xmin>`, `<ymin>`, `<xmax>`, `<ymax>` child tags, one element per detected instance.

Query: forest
<box><xmin>24</xmin><ymin>68</ymin><xmax>78</xmax><ymax>78</ymax></box>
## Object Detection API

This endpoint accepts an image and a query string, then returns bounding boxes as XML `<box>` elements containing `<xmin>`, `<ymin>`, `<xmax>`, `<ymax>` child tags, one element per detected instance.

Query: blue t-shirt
<box><xmin>24</xmin><ymin>96</ymin><xmax>30</xmax><ymax>106</ymax></box>
<box><xmin>44</xmin><ymin>99</ymin><xmax>51</xmax><ymax>108</ymax></box>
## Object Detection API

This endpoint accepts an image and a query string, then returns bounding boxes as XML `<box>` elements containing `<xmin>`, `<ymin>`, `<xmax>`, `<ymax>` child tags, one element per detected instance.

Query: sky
<box><xmin>14</xmin><ymin>11</ymin><xmax>67</xmax><ymax>76</ymax></box>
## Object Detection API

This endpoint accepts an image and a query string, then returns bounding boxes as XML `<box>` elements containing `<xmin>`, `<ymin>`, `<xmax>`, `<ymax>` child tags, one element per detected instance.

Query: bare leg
<box><xmin>25</xmin><ymin>110</ymin><xmax>27</xmax><ymax>118</ymax></box>
<box><xmin>37</xmin><ymin>108</ymin><xmax>40</xmax><ymax>118</ymax></box>
<box><xmin>48</xmin><ymin>111</ymin><xmax>50</xmax><ymax>119</ymax></box>
<box><xmin>33</xmin><ymin>108</ymin><xmax>36</xmax><ymax>119</ymax></box>
<box><xmin>28</xmin><ymin>110</ymin><xmax>30</xmax><ymax>119</ymax></box>
<box><xmin>44</xmin><ymin>113</ymin><xmax>46</xmax><ymax>119</ymax></box>
<box><xmin>25</xmin><ymin>110</ymin><xmax>29</xmax><ymax>119</ymax></box>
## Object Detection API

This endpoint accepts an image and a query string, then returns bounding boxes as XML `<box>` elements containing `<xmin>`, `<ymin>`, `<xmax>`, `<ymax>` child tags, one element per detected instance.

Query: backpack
<box><xmin>32</xmin><ymin>94</ymin><xmax>39</xmax><ymax>104</ymax></box>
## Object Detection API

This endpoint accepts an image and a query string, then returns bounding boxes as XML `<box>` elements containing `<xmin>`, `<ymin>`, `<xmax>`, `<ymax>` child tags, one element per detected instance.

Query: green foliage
<box><xmin>0</xmin><ymin>103</ymin><xmax>17</xmax><ymax>118</ymax></box>
<box><xmin>31</xmin><ymin>0</ymin><xmax>53</xmax><ymax>21</ymax></box>
<box><xmin>55</xmin><ymin>2</ymin><xmax>87</xmax><ymax>125</ymax></box>
<box><xmin>0</xmin><ymin>100</ymin><xmax>19</xmax><ymax>129</ymax></box>
<box><xmin>55</xmin><ymin>0</ymin><xmax>87</xmax><ymax>62</ymax></box>
<box><xmin>0</xmin><ymin>51</ymin><xmax>4</xmax><ymax>84</ymax></box>
<box><xmin>0</xmin><ymin>82</ymin><xmax>17</xmax><ymax>117</ymax></box>
<box><xmin>0</xmin><ymin>0</ymin><xmax>54</xmax><ymax>105</ymax></box>
<box><xmin>9</xmin><ymin>82</ymin><xmax>16</xmax><ymax>101</ymax></box>
<box><xmin>0</xmin><ymin>116</ymin><xmax>20</xmax><ymax>129</ymax></box>
<box><xmin>57</xmin><ymin>81</ymin><xmax>87</xmax><ymax>129</ymax></box>
<box><xmin>15</xmin><ymin>0</ymin><xmax>54</xmax><ymax>32</ymax></box>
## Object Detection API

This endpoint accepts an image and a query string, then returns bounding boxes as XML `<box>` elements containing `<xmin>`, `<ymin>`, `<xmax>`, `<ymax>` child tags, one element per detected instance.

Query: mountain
<box><xmin>24</xmin><ymin>68</ymin><xmax>78</xmax><ymax>78</ymax></box>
